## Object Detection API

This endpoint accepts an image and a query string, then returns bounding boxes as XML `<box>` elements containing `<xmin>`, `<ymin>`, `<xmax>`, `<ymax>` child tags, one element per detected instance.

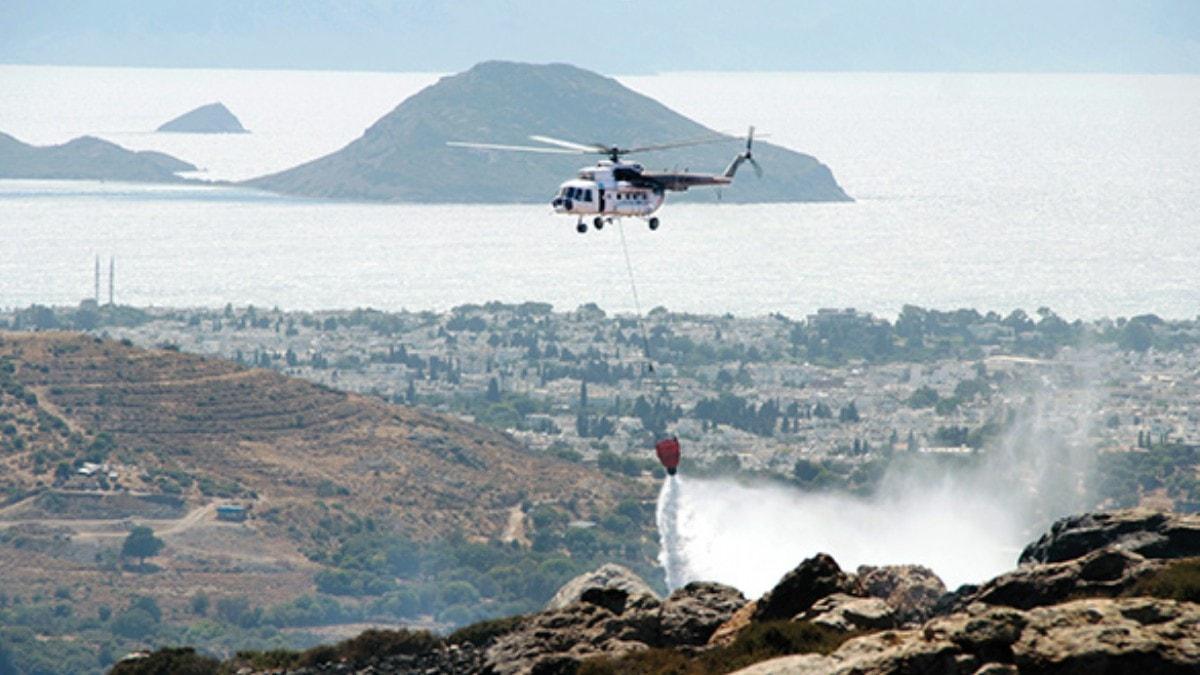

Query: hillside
<box><xmin>0</xmin><ymin>333</ymin><xmax>655</xmax><ymax>672</ymax></box>
<box><xmin>157</xmin><ymin>102</ymin><xmax>248</xmax><ymax>133</ymax></box>
<box><xmin>0</xmin><ymin>332</ymin><xmax>626</xmax><ymax>540</ymax></box>
<box><xmin>247</xmin><ymin>61</ymin><xmax>850</xmax><ymax>203</ymax></box>
<box><xmin>0</xmin><ymin>132</ymin><xmax>195</xmax><ymax>182</ymax></box>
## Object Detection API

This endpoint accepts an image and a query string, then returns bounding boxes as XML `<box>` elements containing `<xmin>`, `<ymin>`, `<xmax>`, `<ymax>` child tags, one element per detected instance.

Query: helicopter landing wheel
<box><xmin>576</xmin><ymin>221</ymin><xmax>587</xmax><ymax>234</ymax></box>
<box><xmin>593</xmin><ymin>217</ymin><xmax>604</xmax><ymax>230</ymax></box>
<box><xmin>648</xmin><ymin>217</ymin><xmax>660</xmax><ymax>231</ymax></box>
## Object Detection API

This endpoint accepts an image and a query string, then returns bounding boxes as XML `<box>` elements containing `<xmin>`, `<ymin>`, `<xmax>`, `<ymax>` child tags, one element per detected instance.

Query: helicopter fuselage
<box><xmin>550</xmin><ymin>160</ymin><xmax>667</xmax><ymax>218</ymax></box>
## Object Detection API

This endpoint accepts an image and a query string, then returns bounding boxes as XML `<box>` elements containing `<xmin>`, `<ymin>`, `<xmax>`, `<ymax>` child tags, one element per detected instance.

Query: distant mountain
<box><xmin>247</xmin><ymin>61</ymin><xmax>850</xmax><ymax>203</ymax></box>
<box><xmin>0</xmin><ymin>132</ymin><xmax>195</xmax><ymax>182</ymax></box>
<box><xmin>157</xmin><ymin>101</ymin><xmax>248</xmax><ymax>133</ymax></box>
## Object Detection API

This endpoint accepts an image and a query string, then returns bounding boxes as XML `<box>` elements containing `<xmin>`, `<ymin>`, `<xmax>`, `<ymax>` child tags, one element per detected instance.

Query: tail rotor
<box><xmin>743</xmin><ymin>126</ymin><xmax>762</xmax><ymax>178</ymax></box>
<box><xmin>723</xmin><ymin>126</ymin><xmax>763</xmax><ymax>179</ymax></box>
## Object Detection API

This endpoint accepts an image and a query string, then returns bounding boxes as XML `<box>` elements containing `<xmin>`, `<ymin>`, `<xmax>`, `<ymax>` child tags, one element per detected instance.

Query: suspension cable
<box><xmin>616</xmin><ymin>218</ymin><xmax>654</xmax><ymax>374</ymax></box>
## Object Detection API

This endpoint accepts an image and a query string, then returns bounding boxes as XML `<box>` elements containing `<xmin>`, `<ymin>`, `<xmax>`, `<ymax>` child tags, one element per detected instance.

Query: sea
<box><xmin>2</xmin><ymin>66</ymin><xmax>1198</xmax><ymax>320</ymax></box>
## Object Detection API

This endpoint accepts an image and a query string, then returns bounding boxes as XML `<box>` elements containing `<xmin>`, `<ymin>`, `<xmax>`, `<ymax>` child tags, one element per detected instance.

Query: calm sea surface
<box><xmin>1</xmin><ymin>66</ymin><xmax>1197</xmax><ymax>319</ymax></box>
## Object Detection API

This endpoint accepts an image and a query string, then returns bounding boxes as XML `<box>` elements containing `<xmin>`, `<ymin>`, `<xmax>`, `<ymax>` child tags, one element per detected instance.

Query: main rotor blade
<box><xmin>446</xmin><ymin>141</ymin><xmax>584</xmax><ymax>154</ymax></box>
<box><xmin>529</xmin><ymin>135</ymin><xmax>608</xmax><ymax>153</ymax></box>
<box><xmin>623</xmin><ymin>135</ymin><xmax>734</xmax><ymax>154</ymax></box>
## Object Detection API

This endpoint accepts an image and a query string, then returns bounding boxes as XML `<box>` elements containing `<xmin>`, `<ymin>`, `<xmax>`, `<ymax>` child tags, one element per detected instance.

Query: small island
<box><xmin>0</xmin><ymin>132</ymin><xmax>195</xmax><ymax>182</ymax></box>
<box><xmin>157</xmin><ymin>102</ymin><xmax>248</xmax><ymax>134</ymax></box>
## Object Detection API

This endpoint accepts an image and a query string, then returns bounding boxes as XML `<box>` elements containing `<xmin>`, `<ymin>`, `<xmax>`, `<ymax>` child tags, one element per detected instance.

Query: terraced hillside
<box><xmin>0</xmin><ymin>332</ymin><xmax>624</xmax><ymax>540</ymax></box>
<box><xmin>0</xmin><ymin>332</ymin><xmax>659</xmax><ymax>671</ymax></box>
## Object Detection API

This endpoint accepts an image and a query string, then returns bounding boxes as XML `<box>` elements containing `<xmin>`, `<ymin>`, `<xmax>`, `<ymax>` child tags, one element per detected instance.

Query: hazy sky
<box><xmin>2</xmin><ymin>1</ymin><xmax>1198</xmax><ymax>74</ymax></box>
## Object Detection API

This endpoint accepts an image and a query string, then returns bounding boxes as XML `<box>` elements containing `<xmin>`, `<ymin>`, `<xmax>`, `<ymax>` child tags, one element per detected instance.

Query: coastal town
<box><xmin>6</xmin><ymin>302</ymin><xmax>1198</xmax><ymax>502</ymax></box>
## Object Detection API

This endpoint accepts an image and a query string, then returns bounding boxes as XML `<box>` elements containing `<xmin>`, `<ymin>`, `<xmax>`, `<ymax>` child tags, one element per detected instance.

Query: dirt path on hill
<box><xmin>0</xmin><ymin>501</ymin><xmax>216</xmax><ymax>540</ymax></box>
<box><xmin>500</xmin><ymin>504</ymin><xmax>530</xmax><ymax>546</ymax></box>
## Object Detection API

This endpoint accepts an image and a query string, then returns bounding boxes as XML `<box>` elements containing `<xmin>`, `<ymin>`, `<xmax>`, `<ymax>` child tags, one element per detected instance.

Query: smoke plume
<box><xmin>656</xmin><ymin>353</ymin><xmax>1105</xmax><ymax>597</ymax></box>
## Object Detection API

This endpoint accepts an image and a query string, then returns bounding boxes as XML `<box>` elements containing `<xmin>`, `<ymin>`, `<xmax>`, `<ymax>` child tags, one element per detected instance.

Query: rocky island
<box><xmin>156</xmin><ymin>102</ymin><xmax>248</xmax><ymax>133</ymax></box>
<box><xmin>247</xmin><ymin>61</ymin><xmax>850</xmax><ymax>203</ymax></box>
<box><xmin>0</xmin><ymin>132</ymin><xmax>195</xmax><ymax>182</ymax></box>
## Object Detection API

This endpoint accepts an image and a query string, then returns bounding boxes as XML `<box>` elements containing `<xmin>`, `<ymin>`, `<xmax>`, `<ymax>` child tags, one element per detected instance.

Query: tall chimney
<box><xmin>94</xmin><ymin>255</ymin><xmax>100</xmax><ymax>303</ymax></box>
<box><xmin>108</xmin><ymin>256</ymin><xmax>115</xmax><ymax>306</ymax></box>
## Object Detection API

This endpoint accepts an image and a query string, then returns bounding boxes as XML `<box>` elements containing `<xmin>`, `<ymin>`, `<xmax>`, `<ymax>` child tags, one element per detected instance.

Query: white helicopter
<box><xmin>448</xmin><ymin>127</ymin><xmax>761</xmax><ymax>233</ymax></box>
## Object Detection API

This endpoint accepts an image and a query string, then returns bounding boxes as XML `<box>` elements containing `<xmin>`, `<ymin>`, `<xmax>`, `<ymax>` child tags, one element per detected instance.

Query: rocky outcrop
<box><xmin>1021</xmin><ymin>510</ymin><xmax>1200</xmax><ymax>565</ymax></box>
<box><xmin>157</xmin><ymin>102</ymin><xmax>248</xmax><ymax>133</ymax></box>
<box><xmin>545</xmin><ymin>563</ymin><xmax>659</xmax><ymax>611</ymax></box>
<box><xmin>855</xmin><ymin>564</ymin><xmax>947</xmax><ymax>624</ymax></box>
<box><xmin>484</xmin><ymin>572</ymin><xmax>743</xmax><ymax>674</ymax></box>
<box><xmin>799</xmin><ymin>593</ymin><xmax>898</xmax><ymax>632</ymax></box>
<box><xmin>659</xmin><ymin>582</ymin><xmax>747</xmax><ymax>645</ymax></box>
<box><xmin>753</xmin><ymin>553</ymin><xmax>856</xmax><ymax>622</ymax></box>
<box><xmin>485</xmin><ymin>591</ymin><xmax>662</xmax><ymax>674</ymax></box>
<box><xmin>940</xmin><ymin>510</ymin><xmax>1200</xmax><ymax>613</ymax></box>
<box><xmin>954</xmin><ymin>546</ymin><xmax>1164</xmax><ymax>611</ymax></box>
<box><xmin>730</xmin><ymin>597</ymin><xmax>1200</xmax><ymax>675</ymax></box>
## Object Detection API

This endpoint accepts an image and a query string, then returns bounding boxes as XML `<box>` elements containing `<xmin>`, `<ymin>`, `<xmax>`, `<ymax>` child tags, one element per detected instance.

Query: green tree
<box><xmin>190</xmin><ymin>592</ymin><xmax>209</xmax><ymax>616</ymax></box>
<box><xmin>1118</xmin><ymin>320</ymin><xmax>1153</xmax><ymax>352</ymax></box>
<box><xmin>907</xmin><ymin>386</ymin><xmax>939</xmax><ymax>408</ymax></box>
<box><xmin>121</xmin><ymin>526</ymin><xmax>164</xmax><ymax>568</ymax></box>
<box><xmin>838</xmin><ymin>401</ymin><xmax>860</xmax><ymax>423</ymax></box>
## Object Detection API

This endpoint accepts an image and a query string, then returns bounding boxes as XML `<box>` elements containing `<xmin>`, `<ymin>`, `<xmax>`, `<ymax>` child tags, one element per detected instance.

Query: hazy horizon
<box><xmin>3</xmin><ymin>1</ymin><xmax>1198</xmax><ymax>75</ymax></box>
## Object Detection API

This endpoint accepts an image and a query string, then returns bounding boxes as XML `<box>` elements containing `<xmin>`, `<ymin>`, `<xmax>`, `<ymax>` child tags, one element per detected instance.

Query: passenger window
<box><xmin>585</xmin><ymin>189</ymin><xmax>592</xmax><ymax>201</ymax></box>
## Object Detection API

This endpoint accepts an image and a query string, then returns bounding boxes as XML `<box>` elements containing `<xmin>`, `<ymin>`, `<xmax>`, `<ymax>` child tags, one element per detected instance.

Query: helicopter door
<box><xmin>598</xmin><ymin>187</ymin><xmax>605</xmax><ymax>212</ymax></box>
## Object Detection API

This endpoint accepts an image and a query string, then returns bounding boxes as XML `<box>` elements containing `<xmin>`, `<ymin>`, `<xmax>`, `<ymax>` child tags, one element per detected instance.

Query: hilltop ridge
<box><xmin>247</xmin><ymin>61</ymin><xmax>850</xmax><ymax>203</ymax></box>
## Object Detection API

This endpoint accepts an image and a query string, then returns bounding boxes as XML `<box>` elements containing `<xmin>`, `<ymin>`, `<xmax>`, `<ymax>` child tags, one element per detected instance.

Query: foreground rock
<box><xmin>954</xmin><ymin>546</ymin><xmax>1164</xmax><ymax>611</ymax></box>
<box><xmin>1021</xmin><ymin>510</ymin><xmax>1200</xmax><ymax>565</ymax></box>
<box><xmin>753</xmin><ymin>553</ymin><xmax>856</xmax><ymax>621</ymax></box>
<box><xmin>545</xmin><ymin>563</ymin><xmax>659</xmax><ymax>610</ymax></box>
<box><xmin>486</xmin><ymin>576</ymin><xmax>745</xmax><ymax>674</ymax></box>
<box><xmin>948</xmin><ymin>510</ymin><xmax>1200</xmax><ymax>612</ymax></box>
<box><xmin>731</xmin><ymin>597</ymin><xmax>1200</xmax><ymax>674</ymax></box>
<box><xmin>855</xmin><ymin>564</ymin><xmax>947</xmax><ymax>624</ymax></box>
<box><xmin>157</xmin><ymin>102</ymin><xmax>248</xmax><ymax>133</ymax></box>
<box><xmin>659</xmin><ymin>582</ymin><xmax>749</xmax><ymax>645</ymax></box>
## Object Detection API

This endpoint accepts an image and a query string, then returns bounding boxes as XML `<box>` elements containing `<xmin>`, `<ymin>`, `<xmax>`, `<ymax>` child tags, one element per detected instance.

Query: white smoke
<box><xmin>656</xmin><ymin>473</ymin><xmax>1022</xmax><ymax>596</ymax></box>
<box><xmin>656</xmin><ymin>351</ymin><xmax>1107</xmax><ymax>597</ymax></box>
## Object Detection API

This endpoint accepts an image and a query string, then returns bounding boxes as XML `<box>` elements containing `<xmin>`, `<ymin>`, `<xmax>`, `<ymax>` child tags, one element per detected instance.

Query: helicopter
<box><xmin>447</xmin><ymin>127</ymin><xmax>761</xmax><ymax>233</ymax></box>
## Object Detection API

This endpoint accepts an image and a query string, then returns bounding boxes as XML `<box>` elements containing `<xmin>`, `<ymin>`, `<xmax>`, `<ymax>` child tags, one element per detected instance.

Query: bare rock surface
<box><xmin>485</xmin><ymin>594</ymin><xmax>662</xmax><ymax>675</ymax></box>
<box><xmin>955</xmin><ymin>546</ymin><xmax>1164</xmax><ymax>611</ymax></box>
<box><xmin>855</xmin><ymin>564</ymin><xmax>947</xmax><ymax>624</ymax></box>
<box><xmin>753</xmin><ymin>553</ymin><xmax>856</xmax><ymax>622</ymax></box>
<box><xmin>545</xmin><ymin>563</ymin><xmax>659</xmax><ymax>611</ymax></box>
<box><xmin>799</xmin><ymin>592</ymin><xmax>898</xmax><ymax>632</ymax></box>
<box><xmin>1020</xmin><ymin>510</ymin><xmax>1200</xmax><ymax>565</ymax></box>
<box><xmin>730</xmin><ymin>597</ymin><xmax>1200</xmax><ymax>675</ymax></box>
<box><xmin>659</xmin><ymin>581</ymin><xmax>748</xmax><ymax>645</ymax></box>
<box><xmin>485</xmin><ymin>571</ymin><xmax>742</xmax><ymax>674</ymax></box>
